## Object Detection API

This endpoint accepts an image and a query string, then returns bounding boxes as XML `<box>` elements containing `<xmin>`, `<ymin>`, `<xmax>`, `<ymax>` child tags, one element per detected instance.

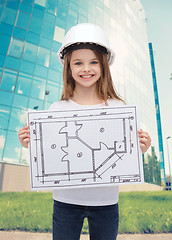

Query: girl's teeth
<box><xmin>81</xmin><ymin>75</ymin><xmax>93</xmax><ymax>78</ymax></box>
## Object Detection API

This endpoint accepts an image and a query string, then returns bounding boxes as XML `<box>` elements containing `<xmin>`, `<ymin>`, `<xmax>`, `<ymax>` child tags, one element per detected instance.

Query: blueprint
<box><xmin>27</xmin><ymin>105</ymin><xmax>144</xmax><ymax>190</ymax></box>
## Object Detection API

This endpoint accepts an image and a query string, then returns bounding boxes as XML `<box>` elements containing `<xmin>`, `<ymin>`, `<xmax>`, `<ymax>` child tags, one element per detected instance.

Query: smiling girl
<box><xmin>18</xmin><ymin>23</ymin><xmax>151</xmax><ymax>240</ymax></box>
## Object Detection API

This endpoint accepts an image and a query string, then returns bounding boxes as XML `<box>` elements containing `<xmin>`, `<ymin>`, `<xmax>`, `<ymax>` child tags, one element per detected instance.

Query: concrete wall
<box><xmin>0</xmin><ymin>162</ymin><xmax>31</xmax><ymax>192</ymax></box>
<box><xmin>0</xmin><ymin>162</ymin><xmax>163</xmax><ymax>192</ymax></box>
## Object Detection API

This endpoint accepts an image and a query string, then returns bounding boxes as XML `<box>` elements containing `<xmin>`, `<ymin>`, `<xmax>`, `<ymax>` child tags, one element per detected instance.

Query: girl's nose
<box><xmin>82</xmin><ymin>64</ymin><xmax>90</xmax><ymax>72</ymax></box>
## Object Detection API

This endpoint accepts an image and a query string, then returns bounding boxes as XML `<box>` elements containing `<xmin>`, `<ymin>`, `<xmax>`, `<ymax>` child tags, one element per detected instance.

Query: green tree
<box><xmin>143</xmin><ymin>146</ymin><xmax>161</xmax><ymax>186</ymax></box>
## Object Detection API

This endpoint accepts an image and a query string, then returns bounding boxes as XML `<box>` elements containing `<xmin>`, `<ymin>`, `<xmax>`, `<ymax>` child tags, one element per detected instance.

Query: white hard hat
<box><xmin>57</xmin><ymin>23</ymin><xmax>115</xmax><ymax>65</ymax></box>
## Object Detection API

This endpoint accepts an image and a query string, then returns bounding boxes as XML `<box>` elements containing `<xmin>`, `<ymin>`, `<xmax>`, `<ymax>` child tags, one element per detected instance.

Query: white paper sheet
<box><xmin>27</xmin><ymin>105</ymin><xmax>144</xmax><ymax>190</ymax></box>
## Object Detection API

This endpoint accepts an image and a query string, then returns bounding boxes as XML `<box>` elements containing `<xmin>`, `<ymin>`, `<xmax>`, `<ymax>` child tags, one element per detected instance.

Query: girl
<box><xmin>18</xmin><ymin>23</ymin><xmax>151</xmax><ymax>240</ymax></box>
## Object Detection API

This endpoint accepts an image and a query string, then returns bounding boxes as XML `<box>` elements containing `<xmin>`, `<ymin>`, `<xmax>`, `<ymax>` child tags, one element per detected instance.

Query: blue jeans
<box><xmin>53</xmin><ymin>200</ymin><xmax>119</xmax><ymax>240</ymax></box>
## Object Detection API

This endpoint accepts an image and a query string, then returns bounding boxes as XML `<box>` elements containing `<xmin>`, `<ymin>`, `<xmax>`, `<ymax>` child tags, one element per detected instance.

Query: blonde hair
<box><xmin>60</xmin><ymin>50</ymin><xmax>124</xmax><ymax>105</ymax></box>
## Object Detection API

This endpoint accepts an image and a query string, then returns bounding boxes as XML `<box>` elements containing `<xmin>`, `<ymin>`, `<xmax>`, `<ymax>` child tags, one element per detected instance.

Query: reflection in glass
<box><xmin>0</xmin><ymin>105</ymin><xmax>10</xmax><ymax>130</ymax></box>
<box><xmin>41</xmin><ymin>21</ymin><xmax>55</xmax><ymax>39</ymax></box>
<box><xmin>16</xmin><ymin>11</ymin><xmax>30</xmax><ymax>29</ymax></box>
<box><xmin>53</xmin><ymin>26</ymin><xmax>65</xmax><ymax>42</ymax></box>
<box><xmin>1</xmin><ymin>7</ymin><xmax>17</xmax><ymax>25</ymax></box>
<box><xmin>28</xmin><ymin>97</ymin><xmax>44</xmax><ymax>110</ymax></box>
<box><xmin>20</xmin><ymin>2</ymin><xmax>32</xmax><ymax>14</ymax></box>
<box><xmin>34</xmin><ymin>64</ymin><xmax>48</xmax><ymax>78</ymax></box>
<box><xmin>26</xmin><ymin>31</ymin><xmax>40</xmax><ymax>45</ymax></box>
<box><xmin>49</xmin><ymin>52</ymin><xmax>60</xmax><ymax>70</ymax></box>
<box><xmin>0</xmin><ymin>69</ymin><xmax>18</xmax><ymax>92</ymax></box>
<box><xmin>29</xmin><ymin>16</ymin><xmax>42</xmax><ymax>34</ymax></box>
<box><xmin>0</xmin><ymin>91</ymin><xmax>14</xmax><ymax>106</ymax></box>
<box><xmin>46</xmin><ymin>81</ymin><xmax>60</xmax><ymax>102</ymax></box>
<box><xmin>3</xmin><ymin>130</ymin><xmax>22</xmax><ymax>164</ymax></box>
<box><xmin>8</xmin><ymin>107</ymin><xmax>27</xmax><ymax>131</ymax></box>
<box><xmin>23</xmin><ymin>42</ymin><xmax>38</xmax><ymax>62</ymax></box>
<box><xmin>0</xmin><ymin>34</ymin><xmax>11</xmax><ymax>55</ymax></box>
<box><xmin>31</xmin><ymin>77</ymin><xmax>46</xmax><ymax>100</ymax></box>
<box><xmin>35</xmin><ymin>0</ymin><xmax>46</xmax><ymax>7</ymax></box>
<box><xmin>9</xmin><ymin>38</ymin><xmax>24</xmax><ymax>58</ymax></box>
<box><xmin>20</xmin><ymin>59</ymin><xmax>34</xmax><ymax>74</ymax></box>
<box><xmin>0</xmin><ymin>129</ymin><xmax>6</xmax><ymax>161</ymax></box>
<box><xmin>5</xmin><ymin>56</ymin><xmax>21</xmax><ymax>71</ymax></box>
<box><xmin>15</xmin><ymin>73</ymin><xmax>32</xmax><ymax>96</ymax></box>
<box><xmin>12</xmin><ymin>94</ymin><xmax>29</xmax><ymax>109</ymax></box>
<box><xmin>36</xmin><ymin>47</ymin><xmax>50</xmax><ymax>67</ymax></box>
<box><xmin>0</xmin><ymin>54</ymin><xmax>6</xmax><ymax>67</ymax></box>
<box><xmin>13</xmin><ymin>27</ymin><xmax>27</xmax><ymax>40</ymax></box>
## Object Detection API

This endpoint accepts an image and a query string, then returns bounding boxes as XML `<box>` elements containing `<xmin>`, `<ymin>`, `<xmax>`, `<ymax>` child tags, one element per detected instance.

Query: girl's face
<box><xmin>70</xmin><ymin>49</ymin><xmax>101</xmax><ymax>91</ymax></box>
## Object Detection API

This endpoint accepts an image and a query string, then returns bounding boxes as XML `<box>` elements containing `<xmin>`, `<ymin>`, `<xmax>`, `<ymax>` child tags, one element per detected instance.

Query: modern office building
<box><xmin>0</xmin><ymin>0</ymin><xmax>163</xmax><ymax>190</ymax></box>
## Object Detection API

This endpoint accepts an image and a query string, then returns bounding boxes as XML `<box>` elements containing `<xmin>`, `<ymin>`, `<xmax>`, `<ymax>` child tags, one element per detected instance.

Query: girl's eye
<box><xmin>91</xmin><ymin>61</ymin><xmax>98</xmax><ymax>64</ymax></box>
<box><xmin>75</xmin><ymin>62</ymin><xmax>82</xmax><ymax>65</ymax></box>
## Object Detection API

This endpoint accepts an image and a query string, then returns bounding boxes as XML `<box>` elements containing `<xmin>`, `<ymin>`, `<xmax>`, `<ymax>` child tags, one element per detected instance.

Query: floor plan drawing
<box><xmin>27</xmin><ymin>105</ymin><xmax>144</xmax><ymax>190</ymax></box>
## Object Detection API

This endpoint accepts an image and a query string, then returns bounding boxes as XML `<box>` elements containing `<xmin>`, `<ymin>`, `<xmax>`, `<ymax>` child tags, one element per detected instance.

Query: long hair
<box><xmin>60</xmin><ymin>50</ymin><xmax>124</xmax><ymax>105</ymax></box>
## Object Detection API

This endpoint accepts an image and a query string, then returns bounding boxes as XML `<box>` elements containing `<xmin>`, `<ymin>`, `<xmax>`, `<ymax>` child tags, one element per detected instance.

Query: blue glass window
<box><xmin>46</xmin><ymin>81</ymin><xmax>60</xmax><ymax>102</ymax></box>
<box><xmin>48</xmin><ymin>69</ymin><xmax>61</xmax><ymax>83</ymax></box>
<box><xmin>36</xmin><ymin>47</ymin><xmax>50</xmax><ymax>67</ymax></box>
<box><xmin>28</xmin><ymin>98</ymin><xmax>43</xmax><ymax>110</ymax></box>
<box><xmin>41</xmin><ymin>21</ymin><xmax>55</xmax><ymax>39</ymax></box>
<box><xmin>35</xmin><ymin>0</ymin><xmax>46</xmax><ymax>7</ymax></box>
<box><xmin>6</xmin><ymin>0</ymin><xmax>20</xmax><ymax>10</ymax></box>
<box><xmin>20</xmin><ymin>59</ymin><xmax>34</xmax><ymax>74</ymax></box>
<box><xmin>0</xmin><ymin>91</ymin><xmax>14</xmax><ymax>106</ymax></box>
<box><xmin>46</xmin><ymin>0</ymin><xmax>58</xmax><ymax>15</ymax></box>
<box><xmin>79</xmin><ymin>0</ymin><xmax>88</xmax><ymax>10</ymax></box>
<box><xmin>0</xmin><ymin>69</ymin><xmax>18</xmax><ymax>92</ymax></box>
<box><xmin>23</xmin><ymin>0</ymin><xmax>34</xmax><ymax>5</ymax></box>
<box><xmin>0</xmin><ymin>129</ymin><xmax>6</xmax><ymax>161</ymax></box>
<box><xmin>44</xmin><ymin>12</ymin><xmax>56</xmax><ymax>24</ymax></box>
<box><xmin>1</xmin><ymin>7</ymin><xmax>17</xmax><ymax>25</ymax></box>
<box><xmin>9</xmin><ymin>38</ymin><xmax>24</xmax><ymax>58</ymax></box>
<box><xmin>0</xmin><ymin>105</ymin><xmax>10</xmax><ymax>130</ymax></box>
<box><xmin>0</xmin><ymin>33</ymin><xmax>11</xmax><ymax>55</ymax></box>
<box><xmin>8</xmin><ymin>108</ymin><xmax>27</xmax><ymax>132</ymax></box>
<box><xmin>15</xmin><ymin>73</ymin><xmax>32</xmax><ymax>96</ymax></box>
<box><xmin>31</xmin><ymin>77</ymin><xmax>46</xmax><ymax>100</ymax></box>
<box><xmin>0</xmin><ymin>5</ymin><xmax>3</xmax><ymax>18</ymax></box>
<box><xmin>32</xmin><ymin>5</ymin><xmax>45</xmax><ymax>19</ymax></box>
<box><xmin>55</xmin><ymin>17</ymin><xmax>66</xmax><ymax>29</ymax></box>
<box><xmin>52</xmin><ymin>40</ymin><xmax>62</xmax><ymax>52</ymax></box>
<box><xmin>69</xmin><ymin>2</ymin><xmax>79</xmax><ymax>12</ymax></box>
<box><xmin>3</xmin><ymin>130</ymin><xmax>22</xmax><ymax>164</ymax></box>
<box><xmin>29</xmin><ymin>15</ymin><xmax>42</xmax><ymax>34</ymax></box>
<box><xmin>40</xmin><ymin>37</ymin><xmax>52</xmax><ymax>49</ymax></box>
<box><xmin>20</xmin><ymin>2</ymin><xmax>32</xmax><ymax>14</ymax></box>
<box><xmin>0</xmin><ymin>54</ymin><xmax>5</xmax><ymax>67</ymax></box>
<box><xmin>0</xmin><ymin>22</ymin><xmax>13</xmax><ymax>36</ymax></box>
<box><xmin>0</xmin><ymin>67</ymin><xmax>2</xmax><ymax>79</ymax></box>
<box><xmin>49</xmin><ymin>52</ymin><xmax>61</xmax><ymax>70</ymax></box>
<box><xmin>78</xmin><ymin>14</ymin><xmax>87</xmax><ymax>23</ymax></box>
<box><xmin>26</xmin><ymin>31</ymin><xmax>40</xmax><ymax>45</ymax></box>
<box><xmin>23</xmin><ymin>42</ymin><xmax>38</xmax><ymax>62</ymax></box>
<box><xmin>16</xmin><ymin>11</ymin><xmax>30</xmax><ymax>29</ymax></box>
<box><xmin>12</xmin><ymin>94</ymin><xmax>29</xmax><ymax>109</ymax></box>
<box><xmin>34</xmin><ymin>64</ymin><xmax>48</xmax><ymax>78</ymax></box>
<box><xmin>5</xmin><ymin>56</ymin><xmax>21</xmax><ymax>71</ymax></box>
<box><xmin>13</xmin><ymin>27</ymin><xmax>27</xmax><ymax>40</ymax></box>
<box><xmin>57</xmin><ymin>6</ymin><xmax>68</xmax><ymax>22</ymax></box>
<box><xmin>53</xmin><ymin>26</ymin><xmax>65</xmax><ymax>42</ymax></box>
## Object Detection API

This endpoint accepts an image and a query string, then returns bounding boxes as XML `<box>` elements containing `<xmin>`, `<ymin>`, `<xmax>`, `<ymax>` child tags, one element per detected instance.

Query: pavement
<box><xmin>0</xmin><ymin>231</ymin><xmax>172</xmax><ymax>240</ymax></box>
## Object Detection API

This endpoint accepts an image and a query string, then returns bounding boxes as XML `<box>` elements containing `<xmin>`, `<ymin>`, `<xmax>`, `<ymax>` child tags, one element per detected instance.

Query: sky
<box><xmin>140</xmin><ymin>0</ymin><xmax>172</xmax><ymax>175</ymax></box>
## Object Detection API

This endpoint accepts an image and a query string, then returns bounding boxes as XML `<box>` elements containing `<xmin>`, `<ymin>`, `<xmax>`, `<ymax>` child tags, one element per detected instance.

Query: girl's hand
<box><xmin>18</xmin><ymin>124</ymin><xmax>30</xmax><ymax>148</ymax></box>
<box><xmin>138</xmin><ymin>129</ymin><xmax>151</xmax><ymax>154</ymax></box>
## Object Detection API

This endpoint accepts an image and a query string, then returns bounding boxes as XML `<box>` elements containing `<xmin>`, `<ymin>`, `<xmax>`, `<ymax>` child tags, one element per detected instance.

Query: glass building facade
<box><xmin>0</xmin><ymin>0</ymin><xmax>162</xmax><ymax>184</ymax></box>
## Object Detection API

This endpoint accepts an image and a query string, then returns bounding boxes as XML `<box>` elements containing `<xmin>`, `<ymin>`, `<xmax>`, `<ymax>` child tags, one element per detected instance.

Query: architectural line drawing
<box><xmin>27</xmin><ymin>105</ymin><xmax>144</xmax><ymax>190</ymax></box>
